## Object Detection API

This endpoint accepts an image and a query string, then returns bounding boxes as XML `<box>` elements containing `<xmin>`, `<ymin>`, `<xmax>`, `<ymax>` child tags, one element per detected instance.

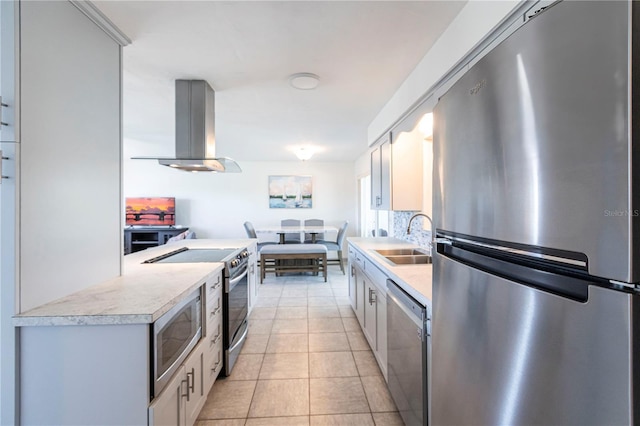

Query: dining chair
<box><xmin>281</xmin><ymin>219</ymin><xmax>302</xmax><ymax>243</ymax></box>
<box><xmin>316</xmin><ymin>220</ymin><xmax>348</xmax><ymax>274</ymax></box>
<box><xmin>243</xmin><ymin>221</ymin><xmax>275</xmax><ymax>252</ymax></box>
<box><xmin>303</xmin><ymin>218</ymin><xmax>324</xmax><ymax>243</ymax></box>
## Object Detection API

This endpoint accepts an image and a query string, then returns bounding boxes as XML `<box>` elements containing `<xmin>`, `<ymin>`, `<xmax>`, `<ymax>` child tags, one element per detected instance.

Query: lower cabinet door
<box><xmin>363</xmin><ymin>280</ymin><xmax>377</xmax><ymax>350</ymax></box>
<box><xmin>184</xmin><ymin>344</ymin><xmax>205</xmax><ymax>426</ymax></box>
<box><xmin>348</xmin><ymin>260</ymin><xmax>357</xmax><ymax>310</ymax></box>
<box><xmin>375</xmin><ymin>288</ymin><xmax>388</xmax><ymax>380</ymax></box>
<box><xmin>149</xmin><ymin>365</ymin><xmax>186</xmax><ymax>426</ymax></box>
<box><xmin>355</xmin><ymin>271</ymin><xmax>365</xmax><ymax>328</ymax></box>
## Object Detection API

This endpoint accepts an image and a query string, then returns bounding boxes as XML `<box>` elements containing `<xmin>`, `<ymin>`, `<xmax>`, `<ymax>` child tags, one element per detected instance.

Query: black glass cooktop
<box><xmin>144</xmin><ymin>248</ymin><xmax>238</xmax><ymax>264</ymax></box>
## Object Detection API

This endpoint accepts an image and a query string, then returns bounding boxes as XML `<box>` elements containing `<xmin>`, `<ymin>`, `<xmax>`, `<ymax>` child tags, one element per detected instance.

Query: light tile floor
<box><xmin>197</xmin><ymin>268</ymin><xmax>403</xmax><ymax>426</ymax></box>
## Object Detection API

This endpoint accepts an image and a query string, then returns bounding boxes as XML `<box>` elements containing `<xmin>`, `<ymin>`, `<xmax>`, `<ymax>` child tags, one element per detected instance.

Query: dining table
<box><xmin>256</xmin><ymin>225</ymin><xmax>338</xmax><ymax>244</ymax></box>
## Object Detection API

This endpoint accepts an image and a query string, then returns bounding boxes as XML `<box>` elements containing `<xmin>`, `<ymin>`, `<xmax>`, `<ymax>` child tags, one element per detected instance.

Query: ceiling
<box><xmin>94</xmin><ymin>1</ymin><xmax>467</xmax><ymax>163</ymax></box>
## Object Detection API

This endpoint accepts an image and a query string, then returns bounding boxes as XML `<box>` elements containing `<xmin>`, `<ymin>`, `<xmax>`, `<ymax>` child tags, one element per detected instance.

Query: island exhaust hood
<box><xmin>133</xmin><ymin>80</ymin><xmax>241</xmax><ymax>173</ymax></box>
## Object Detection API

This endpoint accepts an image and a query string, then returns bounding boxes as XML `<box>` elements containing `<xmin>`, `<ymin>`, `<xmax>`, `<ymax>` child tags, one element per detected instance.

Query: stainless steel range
<box><xmin>221</xmin><ymin>248</ymin><xmax>249</xmax><ymax>376</ymax></box>
<box><xmin>144</xmin><ymin>246</ymin><xmax>250</xmax><ymax>375</ymax></box>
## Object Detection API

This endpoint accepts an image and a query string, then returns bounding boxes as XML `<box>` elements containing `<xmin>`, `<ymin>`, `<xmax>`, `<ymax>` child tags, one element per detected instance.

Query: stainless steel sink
<box><xmin>384</xmin><ymin>255</ymin><xmax>432</xmax><ymax>265</ymax></box>
<box><xmin>375</xmin><ymin>248</ymin><xmax>429</xmax><ymax>256</ymax></box>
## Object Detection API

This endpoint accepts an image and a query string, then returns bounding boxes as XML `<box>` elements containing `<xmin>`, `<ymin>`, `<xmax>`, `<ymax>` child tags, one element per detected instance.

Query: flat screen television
<box><xmin>126</xmin><ymin>197</ymin><xmax>176</xmax><ymax>226</ymax></box>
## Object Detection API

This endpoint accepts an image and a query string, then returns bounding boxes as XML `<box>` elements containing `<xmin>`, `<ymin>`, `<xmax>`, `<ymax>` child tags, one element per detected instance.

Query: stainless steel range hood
<box><xmin>133</xmin><ymin>80</ymin><xmax>241</xmax><ymax>173</ymax></box>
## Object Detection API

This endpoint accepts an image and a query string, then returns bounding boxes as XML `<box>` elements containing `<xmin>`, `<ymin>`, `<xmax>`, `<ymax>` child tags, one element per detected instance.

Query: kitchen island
<box><xmin>13</xmin><ymin>238</ymin><xmax>258</xmax><ymax>426</ymax></box>
<box><xmin>14</xmin><ymin>239</ymin><xmax>255</xmax><ymax>326</ymax></box>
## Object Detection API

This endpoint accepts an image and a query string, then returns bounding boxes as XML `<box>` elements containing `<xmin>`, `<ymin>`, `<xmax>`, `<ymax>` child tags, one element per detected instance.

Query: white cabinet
<box><xmin>348</xmin><ymin>243</ymin><xmax>366</xmax><ymax>327</ymax></box>
<box><xmin>348</xmin><ymin>246</ymin><xmax>357</xmax><ymax>309</ymax></box>
<box><xmin>362</xmin><ymin>271</ymin><xmax>388</xmax><ymax>380</ymax></box>
<box><xmin>371</xmin><ymin>133</ymin><xmax>391</xmax><ymax>210</ymax></box>
<box><xmin>363</xmin><ymin>276</ymin><xmax>377</xmax><ymax>346</ymax></box>
<box><xmin>204</xmin><ymin>270</ymin><xmax>224</xmax><ymax>395</ymax></box>
<box><xmin>370</xmin><ymin>127</ymin><xmax>424</xmax><ymax>212</ymax></box>
<box><xmin>150</xmin><ymin>340</ymin><xmax>206</xmax><ymax>426</ymax></box>
<box><xmin>184</xmin><ymin>346</ymin><xmax>205</xmax><ymax>426</ymax></box>
<box><xmin>390</xmin><ymin>129</ymin><xmax>423</xmax><ymax>211</ymax></box>
<box><xmin>375</xmin><ymin>286</ymin><xmax>387</xmax><ymax>377</ymax></box>
<box><xmin>149</xmin><ymin>365</ymin><xmax>187</xmax><ymax>426</ymax></box>
<box><xmin>348</xmin><ymin>243</ymin><xmax>388</xmax><ymax>379</ymax></box>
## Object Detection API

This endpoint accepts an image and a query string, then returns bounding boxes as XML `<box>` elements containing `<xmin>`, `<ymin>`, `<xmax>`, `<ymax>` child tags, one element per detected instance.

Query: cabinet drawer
<box><xmin>363</xmin><ymin>259</ymin><xmax>387</xmax><ymax>297</ymax></box>
<box><xmin>206</xmin><ymin>344</ymin><xmax>223</xmax><ymax>383</ymax></box>
<box><xmin>348</xmin><ymin>245</ymin><xmax>356</xmax><ymax>261</ymax></box>
<box><xmin>206</xmin><ymin>318</ymin><xmax>223</xmax><ymax>352</ymax></box>
<box><xmin>206</xmin><ymin>293</ymin><xmax>222</xmax><ymax>324</ymax></box>
<box><xmin>353</xmin><ymin>249</ymin><xmax>365</xmax><ymax>271</ymax></box>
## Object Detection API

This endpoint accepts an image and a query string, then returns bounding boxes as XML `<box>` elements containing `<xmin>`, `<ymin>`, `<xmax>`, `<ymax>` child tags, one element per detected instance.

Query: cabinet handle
<box><xmin>368</xmin><ymin>288</ymin><xmax>376</xmax><ymax>304</ymax></box>
<box><xmin>181</xmin><ymin>378</ymin><xmax>190</xmax><ymax>402</ymax></box>
<box><xmin>211</xmin><ymin>282</ymin><xmax>222</xmax><ymax>291</ymax></box>
<box><xmin>187</xmin><ymin>367</ymin><xmax>195</xmax><ymax>394</ymax></box>
<box><xmin>350</xmin><ymin>265</ymin><xmax>355</xmax><ymax>277</ymax></box>
<box><xmin>212</xmin><ymin>333</ymin><xmax>221</xmax><ymax>345</ymax></box>
<box><xmin>210</xmin><ymin>306</ymin><xmax>221</xmax><ymax>317</ymax></box>
<box><xmin>212</xmin><ymin>351</ymin><xmax>222</xmax><ymax>372</ymax></box>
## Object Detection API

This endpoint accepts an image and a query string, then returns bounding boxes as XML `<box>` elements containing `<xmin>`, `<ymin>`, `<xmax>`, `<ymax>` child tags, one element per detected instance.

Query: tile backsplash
<box><xmin>391</xmin><ymin>211</ymin><xmax>432</xmax><ymax>254</ymax></box>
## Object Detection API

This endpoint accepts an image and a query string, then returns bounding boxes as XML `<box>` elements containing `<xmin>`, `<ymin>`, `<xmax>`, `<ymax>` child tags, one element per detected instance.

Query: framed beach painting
<box><xmin>269</xmin><ymin>175</ymin><xmax>312</xmax><ymax>208</ymax></box>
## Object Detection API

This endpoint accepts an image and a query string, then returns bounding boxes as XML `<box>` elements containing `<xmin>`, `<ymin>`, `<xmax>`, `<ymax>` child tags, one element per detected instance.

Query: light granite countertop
<box><xmin>13</xmin><ymin>239</ymin><xmax>256</xmax><ymax>327</ymax></box>
<box><xmin>347</xmin><ymin>237</ymin><xmax>433</xmax><ymax>309</ymax></box>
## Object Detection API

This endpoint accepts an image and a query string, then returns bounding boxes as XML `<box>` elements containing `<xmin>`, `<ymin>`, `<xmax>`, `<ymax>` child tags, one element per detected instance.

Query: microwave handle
<box><xmin>227</xmin><ymin>265</ymin><xmax>249</xmax><ymax>293</ymax></box>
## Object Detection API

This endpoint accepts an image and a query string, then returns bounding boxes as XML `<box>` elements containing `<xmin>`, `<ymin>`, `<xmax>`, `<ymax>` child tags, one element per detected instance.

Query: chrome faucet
<box><xmin>407</xmin><ymin>213</ymin><xmax>433</xmax><ymax>239</ymax></box>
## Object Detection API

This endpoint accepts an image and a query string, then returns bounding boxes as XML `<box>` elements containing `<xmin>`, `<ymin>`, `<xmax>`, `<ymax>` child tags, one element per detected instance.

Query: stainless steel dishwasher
<box><xmin>387</xmin><ymin>279</ymin><xmax>430</xmax><ymax>426</ymax></box>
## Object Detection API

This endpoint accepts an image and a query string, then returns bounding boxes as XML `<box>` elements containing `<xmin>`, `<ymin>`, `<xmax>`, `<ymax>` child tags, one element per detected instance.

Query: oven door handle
<box><xmin>228</xmin><ymin>320</ymin><xmax>249</xmax><ymax>353</ymax></box>
<box><xmin>227</xmin><ymin>264</ymin><xmax>249</xmax><ymax>293</ymax></box>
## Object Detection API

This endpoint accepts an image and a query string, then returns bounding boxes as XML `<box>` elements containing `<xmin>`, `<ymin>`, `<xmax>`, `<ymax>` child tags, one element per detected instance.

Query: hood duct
<box><xmin>133</xmin><ymin>80</ymin><xmax>241</xmax><ymax>173</ymax></box>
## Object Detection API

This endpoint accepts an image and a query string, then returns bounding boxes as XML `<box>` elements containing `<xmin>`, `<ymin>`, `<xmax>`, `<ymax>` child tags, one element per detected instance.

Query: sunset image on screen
<box><xmin>125</xmin><ymin>197</ymin><xmax>175</xmax><ymax>226</ymax></box>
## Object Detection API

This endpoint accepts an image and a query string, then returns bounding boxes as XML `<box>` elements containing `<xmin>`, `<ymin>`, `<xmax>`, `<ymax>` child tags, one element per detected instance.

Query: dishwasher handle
<box><xmin>387</xmin><ymin>279</ymin><xmax>426</xmax><ymax>329</ymax></box>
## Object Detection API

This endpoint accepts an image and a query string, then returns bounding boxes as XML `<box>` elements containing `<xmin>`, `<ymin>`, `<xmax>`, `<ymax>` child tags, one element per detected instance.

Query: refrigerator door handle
<box><xmin>440</xmin><ymin>243</ymin><xmax>592</xmax><ymax>302</ymax></box>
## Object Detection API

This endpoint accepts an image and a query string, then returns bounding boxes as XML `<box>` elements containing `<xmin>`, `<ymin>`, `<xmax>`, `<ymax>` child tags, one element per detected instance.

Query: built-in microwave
<box><xmin>152</xmin><ymin>287</ymin><xmax>202</xmax><ymax>398</ymax></box>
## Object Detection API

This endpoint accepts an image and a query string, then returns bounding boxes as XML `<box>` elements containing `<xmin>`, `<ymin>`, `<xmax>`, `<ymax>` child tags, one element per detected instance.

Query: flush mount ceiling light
<box><xmin>295</xmin><ymin>146</ymin><xmax>315</xmax><ymax>161</ymax></box>
<box><xmin>289</xmin><ymin>73</ymin><xmax>320</xmax><ymax>90</ymax></box>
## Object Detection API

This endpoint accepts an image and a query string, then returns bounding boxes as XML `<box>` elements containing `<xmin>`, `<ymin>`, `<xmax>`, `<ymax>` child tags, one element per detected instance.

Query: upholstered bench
<box><xmin>260</xmin><ymin>244</ymin><xmax>328</xmax><ymax>283</ymax></box>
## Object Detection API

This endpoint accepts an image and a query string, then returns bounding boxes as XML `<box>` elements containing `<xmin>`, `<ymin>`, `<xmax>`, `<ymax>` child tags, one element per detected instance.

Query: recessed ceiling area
<box><xmin>94</xmin><ymin>1</ymin><xmax>467</xmax><ymax>162</ymax></box>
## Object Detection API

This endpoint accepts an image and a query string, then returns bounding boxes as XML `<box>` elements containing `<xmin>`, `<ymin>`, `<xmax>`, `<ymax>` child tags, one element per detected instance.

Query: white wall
<box><xmin>124</xmin><ymin>139</ymin><xmax>357</xmax><ymax>243</ymax></box>
<box><xmin>18</xmin><ymin>1</ymin><xmax>122</xmax><ymax>312</ymax></box>
<box><xmin>1</xmin><ymin>1</ymin><xmax>125</xmax><ymax>423</ymax></box>
<box><xmin>367</xmin><ymin>0</ymin><xmax>521</xmax><ymax>144</ymax></box>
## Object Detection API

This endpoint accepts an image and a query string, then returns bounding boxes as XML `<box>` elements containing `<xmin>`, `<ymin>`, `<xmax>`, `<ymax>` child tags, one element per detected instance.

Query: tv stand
<box><xmin>124</xmin><ymin>227</ymin><xmax>189</xmax><ymax>255</ymax></box>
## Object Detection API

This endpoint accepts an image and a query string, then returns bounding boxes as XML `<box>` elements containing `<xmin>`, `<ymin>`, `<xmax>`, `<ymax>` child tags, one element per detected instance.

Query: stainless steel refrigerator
<box><xmin>432</xmin><ymin>1</ymin><xmax>640</xmax><ymax>425</ymax></box>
